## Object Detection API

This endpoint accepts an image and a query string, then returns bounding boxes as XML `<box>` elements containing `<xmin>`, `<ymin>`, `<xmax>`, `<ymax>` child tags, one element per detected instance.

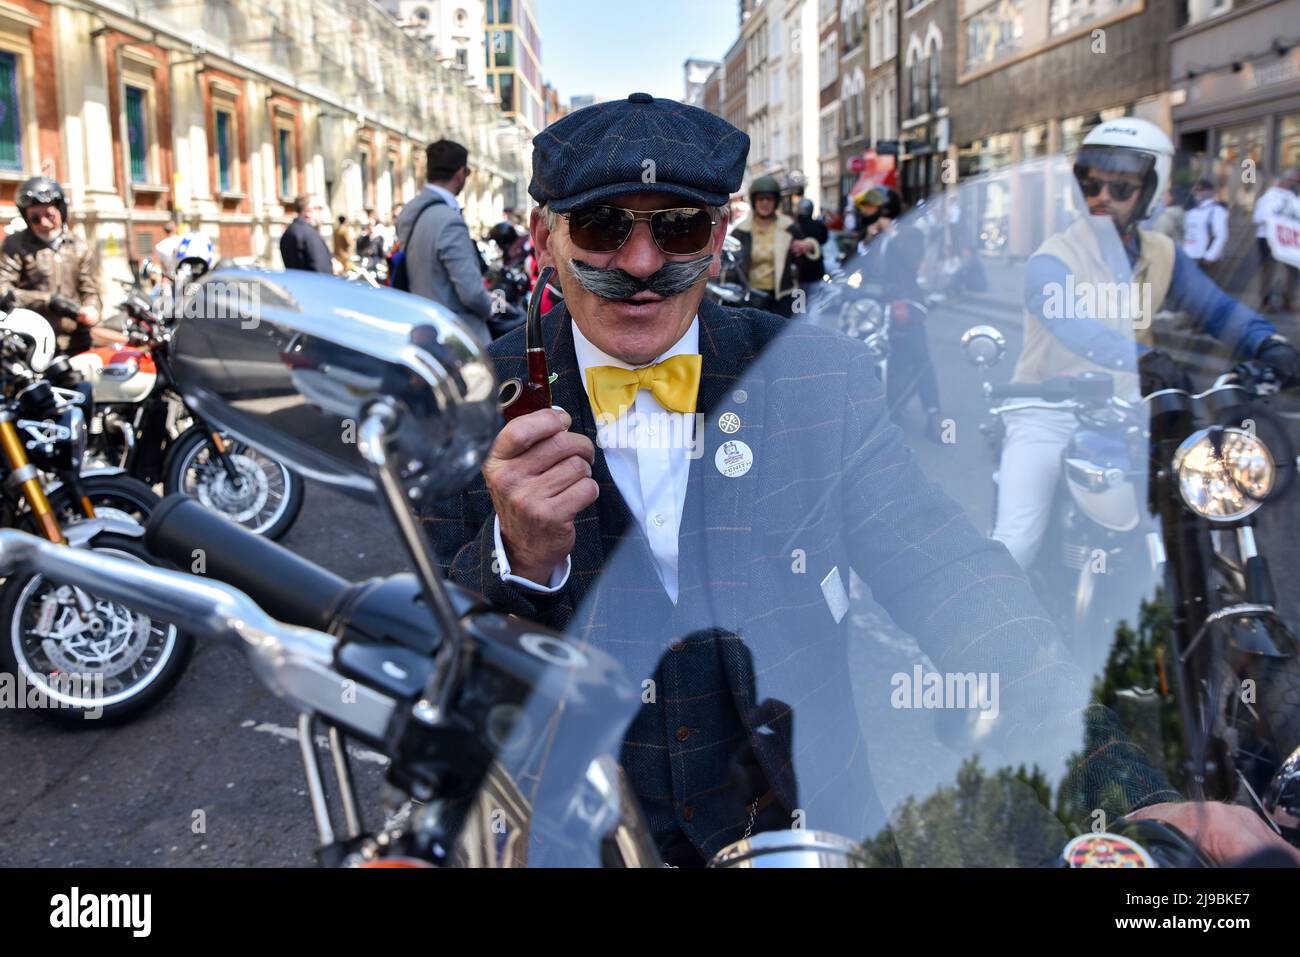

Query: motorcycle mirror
<box><xmin>168</xmin><ymin>267</ymin><xmax>498</xmax><ymax>503</ymax></box>
<box><xmin>171</xmin><ymin>267</ymin><xmax>499</xmax><ymax>716</ymax></box>
<box><xmin>1263</xmin><ymin>745</ymin><xmax>1300</xmax><ymax>840</ymax></box>
<box><xmin>961</xmin><ymin>325</ymin><xmax>1007</xmax><ymax>368</ymax></box>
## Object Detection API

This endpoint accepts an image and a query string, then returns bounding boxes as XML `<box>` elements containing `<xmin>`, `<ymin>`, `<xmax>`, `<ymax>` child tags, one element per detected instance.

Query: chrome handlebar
<box><xmin>0</xmin><ymin>528</ymin><xmax>396</xmax><ymax>739</ymax></box>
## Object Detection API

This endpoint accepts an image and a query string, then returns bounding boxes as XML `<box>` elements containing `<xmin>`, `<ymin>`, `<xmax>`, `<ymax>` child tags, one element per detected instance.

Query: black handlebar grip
<box><xmin>145</xmin><ymin>494</ymin><xmax>352</xmax><ymax>632</ymax></box>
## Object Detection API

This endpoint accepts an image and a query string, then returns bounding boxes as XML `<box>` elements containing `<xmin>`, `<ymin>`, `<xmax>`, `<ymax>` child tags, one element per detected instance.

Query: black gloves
<box><xmin>46</xmin><ymin>294</ymin><xmax>81</xmax><ymax>320</ymax></box>
<box><xmin>1254</xmin><ymin>337</ymin><xmax>1300</xmax><ymax>387</ymax></box>
<box><xmin>1138</xmin><ymin>349</ymin><xmax>1191</xmax><ymax>395</ymax></box>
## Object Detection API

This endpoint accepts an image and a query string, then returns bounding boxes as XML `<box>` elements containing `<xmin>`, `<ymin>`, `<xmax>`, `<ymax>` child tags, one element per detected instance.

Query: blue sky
<box><xmin>535</xmin><ymin>0</ymin><xmax>739</xmax><ymax>104</ymax></box>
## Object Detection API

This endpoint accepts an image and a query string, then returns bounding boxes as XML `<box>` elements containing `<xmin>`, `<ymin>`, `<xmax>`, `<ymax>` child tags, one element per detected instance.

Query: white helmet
<box><xmin>175</xmin><ymin>231</ymin><xmax>215</xmax><ymax>275</ymax></box>
<box><xmin>1076</xmin><ymin>117</ymin><xmax>1174</xmax><ymax>223</ymax></box>
<box><xmin>0</xmin><ymin>306</ymin><xmax>56</xmax><ymax>372</ymax></box>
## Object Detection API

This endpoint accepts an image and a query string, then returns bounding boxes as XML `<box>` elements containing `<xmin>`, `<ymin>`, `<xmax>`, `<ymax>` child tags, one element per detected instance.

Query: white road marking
<box><xmin>241</xmin><ymin>719</ymin><xmax>389</xmax><ymax>767</ymax></box>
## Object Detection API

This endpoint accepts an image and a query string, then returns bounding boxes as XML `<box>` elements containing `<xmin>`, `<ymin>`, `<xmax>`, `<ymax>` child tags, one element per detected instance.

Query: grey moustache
<box><xmin>567</xmin><ymin>255</ymin><xmax>713</xmax><ymax>302</ymax></box>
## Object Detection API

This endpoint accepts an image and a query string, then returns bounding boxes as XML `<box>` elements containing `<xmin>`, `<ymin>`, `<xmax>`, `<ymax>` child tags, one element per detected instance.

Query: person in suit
<box><xmin>423</xmin><ymin>93</ymin><xmax>1296</xmax><ymax>867</ymax></box>
<box><xmin>395</xmin><ymin>139</ymin><xmax>496</xmax><ymax>341</ymax></box>
<box><xmin>279</xmin><ymin>194</ymin><xmax>333</xmax><ymax>274</ymax></box>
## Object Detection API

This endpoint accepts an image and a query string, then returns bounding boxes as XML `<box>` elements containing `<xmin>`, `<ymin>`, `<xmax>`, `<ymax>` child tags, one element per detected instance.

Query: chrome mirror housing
<box><xmin>961</xmin><ymin>324</ymin><xmax>1007</xmax><ymax>368</ymax></box>
<box><xmin>710</xmin><ymin>830</ymin><xmax>870</xmax><ymax>868</ymax></box>
<box><xmin>169</xmin><ymin>268</ymin><xmax>498</xmax><ymax>502</ymax></box>
<box><xmin>1263</xmin><ymin>744</ymin><xmax>1300</xmax><ymax>841</ymax></box>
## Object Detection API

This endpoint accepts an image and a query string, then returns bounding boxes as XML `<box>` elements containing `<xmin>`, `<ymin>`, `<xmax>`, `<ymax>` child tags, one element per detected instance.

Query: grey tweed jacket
<box><xmin>422</xmin><ymin>299</ymin><xmax>1179</xmax><ymax>859</ymax></box>
<box><xmin>395</xmin><ymin>190</ymin><xmax>495</xmax><ymax>339</ymax></box>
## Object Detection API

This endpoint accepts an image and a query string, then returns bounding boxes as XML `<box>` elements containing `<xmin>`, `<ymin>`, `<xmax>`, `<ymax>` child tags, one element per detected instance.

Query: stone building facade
<box><xmin>0</xmin><ymin>0</ymin><xmax>524</xmax><ymax>308</ymax></box>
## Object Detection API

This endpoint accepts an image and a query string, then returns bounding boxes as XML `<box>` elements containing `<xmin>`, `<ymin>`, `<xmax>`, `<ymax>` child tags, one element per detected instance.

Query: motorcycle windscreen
<box><xmin>500</xmin><ymin>155</ymin><xmax>1264</xmax><ymax>867</ymax></box>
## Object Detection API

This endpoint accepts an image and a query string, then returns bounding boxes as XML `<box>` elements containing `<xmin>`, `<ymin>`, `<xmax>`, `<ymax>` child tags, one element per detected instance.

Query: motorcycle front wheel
<box><xmin>0</xmin><ymin>534</ymin><xmax>193</xmax><ymax>724</ymax></box>
<box><xmin>163</xmin><ymin>427</ymin><xmax>304</xmax><ymax>539</ymax></box>
<box><xmin>48</xmin><ymin>474</ymin><xmax>161</xmax><ymax>527</ymax></box>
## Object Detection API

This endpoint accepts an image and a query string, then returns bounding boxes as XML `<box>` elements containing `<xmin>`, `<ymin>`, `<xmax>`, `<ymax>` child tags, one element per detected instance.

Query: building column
<box><xmin>54</xmin><ymin>7</ymin><xmax>123</xmax><ymax>219</ymax></box>
<box><xmin>172</xmin><ymin>59</ymin><xmax>219</xmax><ymax>228</ymax></box>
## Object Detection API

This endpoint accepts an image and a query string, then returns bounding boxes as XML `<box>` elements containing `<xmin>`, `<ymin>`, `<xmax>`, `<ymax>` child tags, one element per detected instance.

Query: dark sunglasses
<box><xmin>565</xmin><ymin>205</ymin><xmax>719</xmax><ymax>255</ymax></box>
<box><xmin>1078</xmin><ymin>176</ymin><xmax>1140</xmax><ymax>202</ymax></box>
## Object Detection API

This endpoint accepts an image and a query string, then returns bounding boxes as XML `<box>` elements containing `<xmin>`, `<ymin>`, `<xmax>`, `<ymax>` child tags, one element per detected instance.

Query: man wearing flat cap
<box><xmin>424</xmin><ymin>95</ymin><xmax>1295</xmax><ymax>867</ymax></box>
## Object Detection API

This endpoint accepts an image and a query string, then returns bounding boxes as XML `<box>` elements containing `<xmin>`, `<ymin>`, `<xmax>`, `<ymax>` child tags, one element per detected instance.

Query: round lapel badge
<box><xmin>718</xmin><ymin>412</ymin><xmax>741</xmax><ymax>434</ymax></box>
<box><xmin>1061</xmin><ymin>833</ymin><xmax>1154</xmax><ymax>868</ymax></box>
<box><xmin>715</xmin><ymin>439</ymin><xmax>754</xmax><ymax>478</ymax></box>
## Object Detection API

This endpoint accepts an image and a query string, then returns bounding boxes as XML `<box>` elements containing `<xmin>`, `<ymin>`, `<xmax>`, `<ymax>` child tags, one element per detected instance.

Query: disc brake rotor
<box><xmin>194</xmin><ymin>452</ymin><xmax>273</xmax><ymax>523</ymax></box>
<box><xmin>35</xmin><ymin>587</ymin><xmax>152</xmax><ymax>678</ymax></box>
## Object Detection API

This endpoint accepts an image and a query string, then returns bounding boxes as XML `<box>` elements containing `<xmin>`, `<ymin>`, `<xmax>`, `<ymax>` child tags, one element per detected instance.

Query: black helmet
<box><xmin>15</xmin><ymin>176</ymin><xmax>67</xmax><ymax>225</ymax></box>
<box><xmin>488</xmin><ymin>221</ymin><xmax>520</xmax><ymax>249</ymax></box>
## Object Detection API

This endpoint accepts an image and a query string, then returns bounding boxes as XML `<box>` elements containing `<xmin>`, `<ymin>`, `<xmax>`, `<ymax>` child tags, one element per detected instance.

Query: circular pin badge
<box><xmin>715</xmin><ymin>439</ymin><xmax>754</xmax><ymax>478</ymax></box>
<box><xmin>1061</xmin><ymin>833</ymin><xmax>1154</xmax><ymax>868</ymax></box>
<box><xmin>732</xmin><ymin>389</ymin><xmax>748</xmax><ymax>404</ymax></box>
<box><xmin>718</xmin><ymin>412</ymin><xmax>742</xmax><ymax>434</ymax></box>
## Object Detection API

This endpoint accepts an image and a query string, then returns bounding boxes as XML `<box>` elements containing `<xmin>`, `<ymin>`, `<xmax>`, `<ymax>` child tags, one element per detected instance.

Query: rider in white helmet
<box><xmin>174</xmin><ymin>230</ymin><xmax>215</xmax><ymax>278</ymax></box>
<box><xmin>991</xmin><ymin>116</ymin><xmax>1300</xmax><ymax>570</ymax></box>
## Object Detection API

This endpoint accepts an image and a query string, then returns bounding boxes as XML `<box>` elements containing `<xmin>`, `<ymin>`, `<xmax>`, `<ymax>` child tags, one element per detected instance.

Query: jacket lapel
<box><xmin>675</xmin><ymin>302</ymin><xmax>766</xmax><ymax>716</ymax></box>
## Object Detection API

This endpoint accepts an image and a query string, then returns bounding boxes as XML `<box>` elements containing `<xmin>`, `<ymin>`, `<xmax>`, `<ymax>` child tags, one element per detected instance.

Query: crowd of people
<box><xmin>1149</xmin><ymin>167</ymin><xmax>1300</xmax><ymax>315</ymax></box>
<box><xmin>1</xmin><ymin>138</ymin><xmax>1295</xmax><ymax>397</ymax></box>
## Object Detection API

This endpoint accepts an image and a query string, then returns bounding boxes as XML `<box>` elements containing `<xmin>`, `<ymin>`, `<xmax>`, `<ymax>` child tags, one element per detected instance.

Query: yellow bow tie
<box><xmin>586</xmin><ymin>354</ymin><xmax>702</xmax><ymax>422</ymax></box>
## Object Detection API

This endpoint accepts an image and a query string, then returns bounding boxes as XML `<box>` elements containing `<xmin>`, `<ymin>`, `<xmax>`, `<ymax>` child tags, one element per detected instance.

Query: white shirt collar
<box><xmin>571</xmin><ymin>315</ymin><xmax>700</xmax><ymax>401</ymax></box>
<box><xmin>423</xmin><ymin>182</ymin><xmax>460</xmax><ymax>213</ymax></box>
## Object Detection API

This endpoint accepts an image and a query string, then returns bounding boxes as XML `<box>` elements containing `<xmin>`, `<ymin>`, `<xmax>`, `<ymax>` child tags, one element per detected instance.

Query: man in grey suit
<box><xmin>424</xmin><ymin>94</ymin><xmax>1296</xmax><ymax>867</ymax></box>
<box><xmin>395</xmin><ymin>140</ymin><xmax>495</xmax><ymax>341</ymax></box>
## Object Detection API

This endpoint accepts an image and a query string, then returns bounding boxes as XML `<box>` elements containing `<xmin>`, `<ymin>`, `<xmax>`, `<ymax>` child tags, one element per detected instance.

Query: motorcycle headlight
<box><xmin>1173</xmin><ymin>427</ymin><xmax>1275</xmax><ymax>521</ymax></box>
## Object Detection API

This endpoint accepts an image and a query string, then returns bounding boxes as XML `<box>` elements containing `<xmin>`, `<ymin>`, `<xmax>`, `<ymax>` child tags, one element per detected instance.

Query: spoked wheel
<box><xmin>164</xmin><ymin>427</ymin><xmax>304</xmax><ymax>539</ymax></box>
<box><xmin>0</xmin><ymin>534</ymin><xmax>193</xmax><ymax>724</ymax></box>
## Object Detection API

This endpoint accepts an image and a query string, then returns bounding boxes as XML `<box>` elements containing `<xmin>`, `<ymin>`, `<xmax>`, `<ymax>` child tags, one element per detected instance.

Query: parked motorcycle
<box><xmin>70</xmin><ymin>264</ymin><xmax>304</xmax><ymax>539</ymax></box>
<box><xmin>0</xmin><ymin>308</ymin><xmax>191</xmax><ymax>723</ymax></box>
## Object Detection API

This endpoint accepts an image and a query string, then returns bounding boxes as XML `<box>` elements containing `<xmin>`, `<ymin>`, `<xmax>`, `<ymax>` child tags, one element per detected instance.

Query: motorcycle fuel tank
<box><xmin>1063</xmin><ymin>430</ymin><xmax>1141</xmax><ymax>532</ymax></box>
<box><xmin>68</xmin><ymin>346</ymin><xmax>157</xmax><ymax>404</ymax></box>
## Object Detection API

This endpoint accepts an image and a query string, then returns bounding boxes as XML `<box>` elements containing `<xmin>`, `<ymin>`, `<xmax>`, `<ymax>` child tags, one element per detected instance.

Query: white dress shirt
<box><xmin>423</xmin><ymin>182</ymin><xmax>461</xmax><ymax>214</ymax></box>
<box><xmin>494</xmin><ymin>316</ymin><xmax>700</xmax><ymax>604</ymax></box>
<box><xmin>1183</xmin><ymin>197</ymin><xmax>1229</xmax><ymax>262</ymax></box>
